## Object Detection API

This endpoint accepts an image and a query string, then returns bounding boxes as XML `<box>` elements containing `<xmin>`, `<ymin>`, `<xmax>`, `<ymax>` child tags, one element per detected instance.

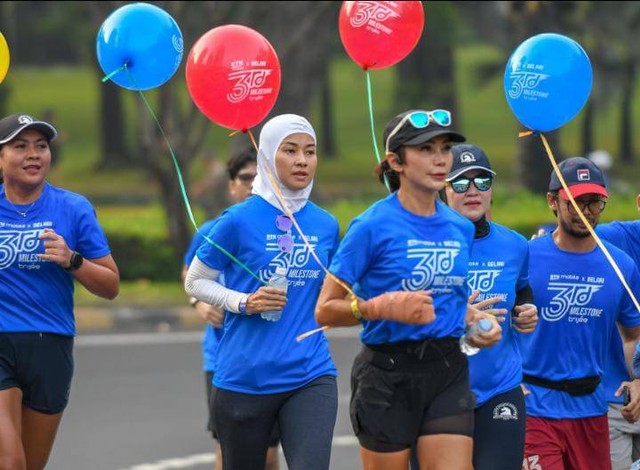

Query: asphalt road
<box><xmin>47</xmin><ymin>327</ymin><xmax>363</xmax><ymax>470</ymax></box>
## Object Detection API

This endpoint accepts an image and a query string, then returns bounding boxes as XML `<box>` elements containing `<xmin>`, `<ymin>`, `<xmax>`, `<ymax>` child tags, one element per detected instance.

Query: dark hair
<box><xmin>375</xmin><ymin>148</ymin><xmax>405</xmax><ymax>192</ymax></box>
<box><xmin>227</xmin><ymin>147</ymin><xmax>257</xmax><ymax>180</ymax></box>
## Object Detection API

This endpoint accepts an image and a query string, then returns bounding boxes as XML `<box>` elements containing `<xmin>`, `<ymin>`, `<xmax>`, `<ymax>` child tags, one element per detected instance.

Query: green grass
<box><xmin>6</xmin><ymin>47</ymin><xmax>640</xmax><ymax>305</ymax></box>
<box><xmin>75</xmin><ymin>280</ymin><xmax>187</xmax><ymax>307</ymax></box>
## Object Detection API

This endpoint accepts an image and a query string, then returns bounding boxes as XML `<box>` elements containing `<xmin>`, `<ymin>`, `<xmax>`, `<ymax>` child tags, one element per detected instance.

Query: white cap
<box><xmin>275</xmin><ymin>266</ymin><xmax>288</xmax><ymax>276</ymax></box>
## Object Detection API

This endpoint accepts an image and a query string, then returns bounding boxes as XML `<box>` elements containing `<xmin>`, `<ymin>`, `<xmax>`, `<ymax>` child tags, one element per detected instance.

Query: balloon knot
<box><xmin>518</xmin><ymin>130</ymin><xmax>534</xmax><ymax>138</ymax></box>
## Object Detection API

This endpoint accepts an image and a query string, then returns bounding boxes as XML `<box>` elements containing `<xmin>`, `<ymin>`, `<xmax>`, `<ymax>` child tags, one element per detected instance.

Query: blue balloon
<box><xmin>503</xmin><ymin>33</ymin><xmax>592</xmax><ymax>132</ymax></box>
<box><xmin>96</xmin><ymin>2</ymin><xmax>183</xmax><ymax>91</ymax></box>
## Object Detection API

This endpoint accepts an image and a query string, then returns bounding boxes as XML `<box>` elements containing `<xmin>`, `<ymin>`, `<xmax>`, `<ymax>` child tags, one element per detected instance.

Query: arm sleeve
<box><xmin>184</xmin><ymin>256</ymin><xmax>248</xmax><ymax>313</ymax></box>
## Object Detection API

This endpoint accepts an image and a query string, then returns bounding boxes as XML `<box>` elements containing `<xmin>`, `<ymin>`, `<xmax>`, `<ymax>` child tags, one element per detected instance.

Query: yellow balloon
<box><xmin>0</xmin><ymin>32</ymin><xmax>10</xmax><ymax>84</ymax></box>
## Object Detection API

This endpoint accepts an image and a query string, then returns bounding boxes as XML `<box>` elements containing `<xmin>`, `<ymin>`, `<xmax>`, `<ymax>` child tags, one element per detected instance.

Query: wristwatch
<box><xmin>64</xmin><ymin>251</ymin><xmax>84</xmax><ymax>272</ymax></box>
<box><xmin>238</xmin><ymin>296</ymin><xmax>248</xmax><ymax>315</ymax></box>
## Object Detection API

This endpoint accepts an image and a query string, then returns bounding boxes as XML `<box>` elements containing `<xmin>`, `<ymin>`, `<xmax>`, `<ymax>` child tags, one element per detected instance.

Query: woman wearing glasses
<box><xmin>185</xmin><ymin>114</ymin><xmax>339</xmax><ymax>470</ymax></box>
<box><xmin>442</xmin><ymin>144</ymin><xmax>538</xmax><ymax>470</ymax></box>
<box><xmin>315</xmin><ymin>109</ymin><xmax>504</xmax><ymax>470</ymax></box>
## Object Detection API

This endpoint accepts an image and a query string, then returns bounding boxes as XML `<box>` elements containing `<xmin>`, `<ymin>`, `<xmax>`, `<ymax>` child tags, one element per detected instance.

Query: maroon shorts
<box><xmin>522</xmin><ymin>415</ymin><xmax>611</xmax><ymax>470</ymax></box>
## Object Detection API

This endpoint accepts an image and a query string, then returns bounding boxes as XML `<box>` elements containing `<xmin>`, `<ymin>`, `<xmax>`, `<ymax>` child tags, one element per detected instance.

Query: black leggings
<box><xmin>472</xmin><ymin>386</ymin><xmax>525</xmax><ymax>470</ymax></box>
<box><xmin>214</xmin><ymin>375</ymin><xmax>337</xmax><ymax>470</ymax></box>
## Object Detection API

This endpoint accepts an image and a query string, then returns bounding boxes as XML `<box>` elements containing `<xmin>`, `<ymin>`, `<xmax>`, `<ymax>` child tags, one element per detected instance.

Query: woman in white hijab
<box><xmin>185</xmin><ymin>114</ymin><xmax>340</xmax><ymax>470</ymax></box>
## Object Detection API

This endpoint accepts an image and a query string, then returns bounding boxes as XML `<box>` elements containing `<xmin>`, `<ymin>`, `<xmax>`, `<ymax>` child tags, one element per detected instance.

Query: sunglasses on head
<box><xmin>385</xmin><ymin>109</ymin><xmax>452</xmax><ymax>153</ymax></box>
<box><xmin>447</xmin><ymin>175</ymin><xmax>493</xmax><ymax>193</ymax></box>
<box><xmin>275</xmin><ymin>214</ymin><xmax>293</xmax><ymax>253</ymax></box>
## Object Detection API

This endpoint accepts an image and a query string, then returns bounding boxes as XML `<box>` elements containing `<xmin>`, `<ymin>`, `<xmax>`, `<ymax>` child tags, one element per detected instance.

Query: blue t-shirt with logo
<box><xmin>0</xmin><ymin>183</ymin><xmax>111</xmax><ymax>336</ymax></box>
<box><xmin>196</xmin><ymin>195</ymin><xmax>339</xmax><ymax>394</ymax></box>
<box><xmin>467</xmin><ymin>222</ymin><xmax>530</xmax><ymax>406</ymax></box>
<box><xmin>329</xmin><ymin>193</ymin><xmax>474</xmax><ymax>344</ymax></box>
<box><xmin>521</xmin><ymin>234</ymin><xmax>640</xmax><ymax>418</ymax></box>
<box><xmin>596</xmin><ymin>221</ymin><xmax>640</xmax><ymax>404</ymax></box>
<box><xmin>184</xmin><ymin>218</ymin><xmax>221</xmax><ymax>373</ymax></box>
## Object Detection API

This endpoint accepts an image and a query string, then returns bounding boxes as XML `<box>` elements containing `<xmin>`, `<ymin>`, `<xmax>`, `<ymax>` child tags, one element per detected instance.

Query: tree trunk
<box><xmin>319</xmin><ymin>61</ymin><xmax>336</xmax><ymax>158</ymax></box>
<box><xmin>517</xmin><ymin>131</ymin><xmax>564</xmax><ymax>195</ymax></box>
<box><xmin>395</xmin><ymin>2</ymin><xmax>458</xmax><ymax>116</ymax></box>
<box><xmin>620</xmin><ymin>57</ymin><xmax>636</xmax><ymax>164</ymax></box>
<box><xmin>97</xmin><ymin>75</ymin><xmax>130</xmax><ymax>169</ymax></box>
<box><xmin>580</xmin><ymin>100</ymin><xmax>594</xmax><ymax>157</ymax></box>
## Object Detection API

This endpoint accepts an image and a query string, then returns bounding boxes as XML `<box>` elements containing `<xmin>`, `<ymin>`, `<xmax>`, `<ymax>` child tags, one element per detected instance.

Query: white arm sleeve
<box><xmin>184</xmin><ymin>256</ymin><xmax>248</xmax><ymax>313</ymax></box>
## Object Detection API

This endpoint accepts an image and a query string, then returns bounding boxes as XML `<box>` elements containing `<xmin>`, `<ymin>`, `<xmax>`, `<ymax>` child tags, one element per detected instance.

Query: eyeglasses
<box><xmin>236</xmin><ymin>172</ymin><xmax>257</xmax><ymax>183</ymax></box>
<box><xmin>447</xmin><ymin>175</ymin><xmax>493</xmax><ymax>193</ymax></box>
<box><xmin>385</xmin><ymin>109</ymin><xmax>452</xmax><ymax>153</ymax></box>
<box><xmin>562</xmin><ymin>198</ymin><xmax>607</xmax><ymax>215</ymax></box>
<box><xmin>275</xmin><ymin>215</ymin><xmax>293</xmax><ymax>252</ymax></box>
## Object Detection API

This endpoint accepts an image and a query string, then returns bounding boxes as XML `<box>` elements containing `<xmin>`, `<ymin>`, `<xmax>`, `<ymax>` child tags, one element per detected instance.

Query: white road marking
<box><xmin>76</xmin><ymin>327</ymin><xmax>360</xmax><ymax>347</ymax></box>
<box><xmin>119</xmin><ymin>435</ymin><xmax>359</xmax><ymax>470</ymax></box>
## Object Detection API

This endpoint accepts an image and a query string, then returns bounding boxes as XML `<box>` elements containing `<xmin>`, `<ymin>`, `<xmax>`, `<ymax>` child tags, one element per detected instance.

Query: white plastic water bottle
<box><xmin>631</xmin><ymin>459</ymin><xmax>640</xmax><ymax>470</ymax></box>
<box><xmin>261</xmin><ymin>267</ymin><xmax>288</xmax><ymax>322</ymax></box>
<box><xmin>459</xmin><ymin>318</ymin><xmax>493</xmax><ymax>356</ymax></box>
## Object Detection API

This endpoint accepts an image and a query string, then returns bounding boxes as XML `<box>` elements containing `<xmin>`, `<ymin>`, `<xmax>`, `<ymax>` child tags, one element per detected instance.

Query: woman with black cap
<box><xmin>442</xmin><ymin>143</ymin><xmax>538</xmax><ymax>470</ymax></box>
<box><xmin>0</xmin><ymin>112</ymin><xmax>119</xmax><ymax>469</ymax></box>
<box><xmin>315</xmin><ymin>109</ymin><xmax>504</xmax><ymax>470</ymax></box>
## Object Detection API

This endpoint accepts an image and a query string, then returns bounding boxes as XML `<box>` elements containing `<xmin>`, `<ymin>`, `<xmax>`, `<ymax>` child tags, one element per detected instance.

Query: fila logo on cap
<box><xmin>18</xmin><ymin>115</ymin><xmax>34</xmax><ymax>124</ymax></box>
<box><xmin>577</xmin><ymin>169</ymin><xmax>590</xmax><ymax>181</ymax></box>
<box><xmin>459</xmin><ymin>151</ymin><xmax>476</xmax><ymax>163</ymax></box>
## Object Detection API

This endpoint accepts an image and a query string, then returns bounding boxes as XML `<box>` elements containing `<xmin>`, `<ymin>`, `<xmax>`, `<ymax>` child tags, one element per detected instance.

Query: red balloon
<box><xmin>186</xmin><ymin>25</ymin><xmax>281</xmax><ymax>131</ymax></box>
<box><xmin>339</xmin><ymin>1</ymin><xmax>424</xmax><ymax>70</ymax></box>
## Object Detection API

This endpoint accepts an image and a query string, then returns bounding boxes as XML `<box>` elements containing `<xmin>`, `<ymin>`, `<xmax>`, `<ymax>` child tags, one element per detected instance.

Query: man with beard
<box><xmin>519</xmin><ymin>157</ymin><xmax>640</xmax><ymax>470</ymax></box>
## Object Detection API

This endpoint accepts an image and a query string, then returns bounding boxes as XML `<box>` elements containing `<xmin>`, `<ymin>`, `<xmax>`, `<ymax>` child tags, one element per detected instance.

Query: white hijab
<box><xmin>251</xmin><ymin>114</ymin><xmax>316</xmax><ymax>214</ymax></box>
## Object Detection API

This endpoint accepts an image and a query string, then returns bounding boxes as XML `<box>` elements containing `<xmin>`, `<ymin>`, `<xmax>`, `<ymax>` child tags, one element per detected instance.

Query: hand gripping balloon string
<box><xmin>529</xmin><ymin>132</ymin><xmax>640</xmax><ymax>314</ymax></box>
<box><xmin>111</xmin><ymin>68</ymin><xmax>265</xmax><ymax>285</ymax></box>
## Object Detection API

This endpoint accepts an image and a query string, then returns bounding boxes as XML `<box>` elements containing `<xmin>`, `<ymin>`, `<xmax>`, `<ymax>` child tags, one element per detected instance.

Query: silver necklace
<box><xmin>7</xmin><ymin>200</ymin><xmax>36</xmax><ymax>218</ymax></box>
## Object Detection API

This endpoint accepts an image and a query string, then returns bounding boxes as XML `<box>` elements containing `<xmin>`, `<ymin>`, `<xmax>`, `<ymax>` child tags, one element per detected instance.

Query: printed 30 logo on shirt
<box><xmin>0</xmin><ymin>229</ymin><xmax>43</xmax><ymax>269</ymax></box>
<box><xmin>541</xmin><ymin>282</ymin><xmax>602</xmax><ymax>322</ymax></box>
<box><xmin>401</xmin><ymin>246</ymin><xmax>460</xmax><ymax>291</ymax></box>
<box><xmin>467</xmin><ymin>269</ymin><xmax>501</xmax><ymax>293</ymax></box>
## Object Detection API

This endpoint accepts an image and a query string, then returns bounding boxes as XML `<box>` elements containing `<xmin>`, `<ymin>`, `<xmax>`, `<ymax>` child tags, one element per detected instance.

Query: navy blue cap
<box><xmin>447</xmin><ymin>144</ymin><xmax>496</xmax><ymax>181</ymax></box>
<box><xmin>549</xmin><ymin>157</ymin><xmax>608</xmax><ymax>200</ymax></box>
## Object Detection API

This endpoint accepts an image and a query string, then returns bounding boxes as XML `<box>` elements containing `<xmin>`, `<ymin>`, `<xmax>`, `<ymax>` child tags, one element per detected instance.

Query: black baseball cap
<box><xmin>0</xmin><ymin>113</ymin><xmax>57</xmax><ymax>145</ymax></box>
<box><xmin>383</xmin><ymin>109</ymin><xmax>465</xmax><ymax>153</ymax></box>
<box><xmin>549</xmin><ymin>156</ymin><xmax>608</xmax><ymax>200</ymax></box>
<box><xmin>447</xmin><ymin>144</ymin><xmax>496</xmax><ymax>181</ymax></box>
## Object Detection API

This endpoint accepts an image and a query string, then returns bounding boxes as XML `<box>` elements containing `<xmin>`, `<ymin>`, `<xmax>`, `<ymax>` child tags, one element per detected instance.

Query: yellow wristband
<box><xmin>350</xmin><ymin>296</ymin><xmax>362</xmax><ymax>320</ymax></box>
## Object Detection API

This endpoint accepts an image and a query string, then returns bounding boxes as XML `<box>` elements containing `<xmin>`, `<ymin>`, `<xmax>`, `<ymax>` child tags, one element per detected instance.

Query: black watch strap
<box><xmin>64</xmin><ymin>251</ymin><xmax>84</xmax><ymax>272</ymax></box>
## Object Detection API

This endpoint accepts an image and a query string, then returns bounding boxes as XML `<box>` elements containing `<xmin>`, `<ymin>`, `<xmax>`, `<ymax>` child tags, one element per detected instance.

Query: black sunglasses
<box><xmin>447</xmin><ymin>175</ymin><xmax>493</xmax><ymax>194</ymax></box>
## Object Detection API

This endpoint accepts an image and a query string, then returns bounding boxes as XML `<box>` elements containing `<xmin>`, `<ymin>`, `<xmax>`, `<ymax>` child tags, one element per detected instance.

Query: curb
<box><xmin>75</xmin><ymin>306</ymin><xmax>203</xmax><ymax>334</ymax></box>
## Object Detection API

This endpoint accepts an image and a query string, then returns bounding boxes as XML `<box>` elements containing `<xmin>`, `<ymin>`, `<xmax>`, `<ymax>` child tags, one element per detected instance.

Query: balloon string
<box><xmin>101</xmin><ymin>62</ymin><xmax>129</xmax><ymax>83</ymax></box>
<box><xmin>244</xmin><ymin>132</ymin><xmax>356</xmax><ymax>342</ymax></box>
<box><xmin>118</xmin><ymin>68</ymin><xmax>264</xmax><ymax>285</ymax></box>
<box><xmin>365</xmin><ymin>71</ymin><xmax>390</xmax><ymax>193</ymax></box>
<box><xmin>536</xmin><ymin>132</ymin><xmax>640</xmax><ymax>313</ymax></box>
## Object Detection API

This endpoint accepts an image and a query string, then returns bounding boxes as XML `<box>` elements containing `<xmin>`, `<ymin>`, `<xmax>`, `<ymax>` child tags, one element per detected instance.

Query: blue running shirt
<box><xmin>196</xmin><ymin>196</ymin><xmax>339</xmax><ymax>394</ymax></box>
<box><xmin>596</xmin><ymin>221</ymin><xmax>640</xmax><ymax>404</ymax></box>
<box><xmin>0</xmin><ymin>183</ymin><xmax>111</xmax><ymax>335</ymax></box>
<box><xmin>329</xmin><ymin>193</ymin><xmax>475</xmax><ymax>344</ymax></box>
<box><xmin>521</xmin><ymin>233</ymin><xmax>640</xmax><ymax>418</ymax></box>
<box><xmin>184</xmin><ymin>218</ymin><xmax>221</xmax><ymax>373</ymax></box>
<box><xmin>467</xmin><ymin>222</ymin><xmax>530</xmax><ymax>406</ymax></box>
